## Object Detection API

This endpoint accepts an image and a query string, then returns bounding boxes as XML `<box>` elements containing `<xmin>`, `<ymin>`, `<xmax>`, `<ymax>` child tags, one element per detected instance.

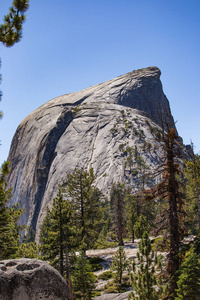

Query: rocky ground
<box><xmin>86</xmin><ymin>240</ymin><xmax>140</xmax><ymax>299</ymax></box>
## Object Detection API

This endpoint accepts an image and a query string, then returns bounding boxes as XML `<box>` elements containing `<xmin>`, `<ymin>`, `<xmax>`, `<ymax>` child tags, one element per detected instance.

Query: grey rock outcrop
<box><xmin>7</xmin><ymin>66</ymin><xmax>176</xmax><ymax>240</ymax></box>
<box><xmin>0</xmin><ymin>259</ymin><xmax>72</xmax><ymax>300</ymax></box>
<box><xmin>94</xmin><ymin>291</ymin><xmax>131</xmax><ymax>299</ymax></box>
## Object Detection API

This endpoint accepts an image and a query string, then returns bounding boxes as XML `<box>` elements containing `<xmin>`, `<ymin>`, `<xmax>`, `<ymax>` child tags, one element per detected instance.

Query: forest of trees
<box><xmin>1</xmin><ymin>131</ymin><xmax>200</xmax><ymax>298</ymax></box>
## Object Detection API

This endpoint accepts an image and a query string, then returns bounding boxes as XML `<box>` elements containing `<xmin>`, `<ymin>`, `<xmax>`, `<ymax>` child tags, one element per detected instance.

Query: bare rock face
<box><xmin>7</xmin><ymin>66</ymin><xmax>176</xmax><ymax>240</ymax></box>
<box><xmin>0</xmin><ymin>259</ymin><xmax>71</xmax><ymax>300</ymax></box>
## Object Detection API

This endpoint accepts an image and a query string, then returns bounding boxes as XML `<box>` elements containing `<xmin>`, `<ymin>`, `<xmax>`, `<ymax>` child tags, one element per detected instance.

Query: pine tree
<box><xmin>14</xmin><ymin>242</ymin><xmax>40</xmax><ymax>259</ymax></box>
<box><xmin>111</xmin><ymin>246</ymin><xmax>129</xmax><ymax>286</ymax></box>
<box><xmin>110</xmin><ymin>182</ymin><xmax>126</xmax><ymax>246</ymax></box>
<box><xmin>63</xmin><ymin>168</ymin><xmax>104</xmax><ymax>251</ymax></box>
<box><xmin>0</xmin><ymin>0</ymin><xmax>30</xmax><ymax>47</ymax></box>
<box><xmin>184</xmin><ymin>150</ymin><xmax>200</xmax><ymax>232</ymax></box>
<box><xmin>133</xmin><ymin>214</ymin><xmax>150</xmax><ymax>239</ymax></box>
<box><xmin>134</xmin><ymin>155</ymin><xmax>152</xmax><ymax>191</ymax></box>
<box><xmin>0</xmin><ymin>161</ymin><xmax>11</xmax><ymax>259</ymax></box>
<box><xmin>125</xmin><ymin>193</ymin><xmax>155</xmax><ymax>242</ymax></box>
<box><xmin>40</xmin><ymin>186</ymin><xmax>76</xmax><ymax>278</ymax></box>
<box><xmin>126</xmin><ymin>194</ymin><xmax>138</xmax><ymax>243</ymax></box>
<box><xmin>0</xmin><ymin>161</ymin><xmax>24</xmax><ymax>259</ymax></box>
<box><xmin>129</xmin><ymin>232</ymin><xmax>164</xmax><ymax>300</ymax></box>
<box><xmin>175</xmin><ymin>249</ymin><xmax>200</xmax><ymax>300</ymax></box>
<box><xmin>143</xmin><ymin>107</ymin><xmax>185</xmax><ymax>299</ymax></box>
<box><xmin>71</xmin><ymin>252</ymin><xmax>96</xmax><ymax>300</ymax></box>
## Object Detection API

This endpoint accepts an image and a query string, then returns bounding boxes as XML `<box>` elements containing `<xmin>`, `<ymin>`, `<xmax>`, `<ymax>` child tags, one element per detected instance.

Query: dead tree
<box><xmin>143</xmin><ymin>106</ymin><xmax>185</xmax><ymax>299</ymax></box>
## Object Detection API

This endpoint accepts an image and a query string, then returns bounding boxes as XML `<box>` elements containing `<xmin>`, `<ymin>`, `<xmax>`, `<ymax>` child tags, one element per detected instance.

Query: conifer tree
<box><xmin>129</xmin><ymin>231</ymin><xmax>164</xmax><ymax>300</ymax></box>
<box><xmin>71</xmin><ymin>252</ymin><xmax>96</xmax><ymax>300</ymax></box>
<box><xmin>0</xmin><ymin>161</ymin><xmax>11</xmax><ymax>259</ymax></box>
<box><xmin>125</xmin><ymin>193</ymin><xmax>155</xmax><ymax>242</ymax></box>
<box><xmin>0</xmin><ymin>0</ymin><xmax>30</xmax><ymax>47</ymax></box>
<box><xmin>63</xmin><ymin>168</ymin><xmax>104</xmax><ymax>251</ymax></box>
<box><xmin>14</xmin><ymin>242</ymin><xmax>40</xmax><ymax>259</ymax></box>
<box><xmin>40</xmin><ymin>186</ymin><xmax>76</xmax><ymax>278</ymax></box>
<box><xmin>143</xmin><ymin>107</ymin><xmax>185</xmax><ymax>299</ymax></box>
<box><xmin>133</xmin><ymin>214</ymin><xmax>150</xmax><ymax>239</ymax></box>
<box><xmin>111</xmin><ymin>246</ymin><xmax>129</xmax><ymax>286</ymax></box>
<box><xmin>175</xmin><ymin>249</ymin><xmax>200</xmax><ymax>300</ymax></box>
<box><xmin>0</xmin><ymin>161</ymin><xmax>24</xmax><ymax>259</ymax></box>
<box><xmin>184</xmin><ymin>150</ymin><xmax>200</xmax><ymax>231</ymax></box>
<box><xmin>110</xmin><ymin>182</ymin><xmax>126</xmax><ymax>246</ymax></box>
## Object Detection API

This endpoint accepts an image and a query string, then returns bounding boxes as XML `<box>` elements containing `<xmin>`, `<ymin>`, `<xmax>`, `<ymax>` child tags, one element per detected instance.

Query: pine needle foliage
<box><xmin>40</xmin><ymin>186</ymin><xmax>76</xmax><ymax>278</ymax></box>
<box><xmin>125</xmin><ymin>193</ymin><xmax>155</xmax><ymax>242</ymax></box>
<box><xmin>71</xmin><ymin>252</ymin><xmax>96</xmax><ymax>300</ymax></box>
<box><xmin>184</xmin><ymin>153</ymin><xmax>200</xmax><ymax>232</ymax></box>
<box><xmin>0</xmin><ymin>161</ymin><xmax>24</xmax><ymax>259</ymax></box>
<box><xmin>175</xmin><ymin>249</ymin><xmax>200</xmax><ymax>300</ymax></box>
<box><xmin>63</xmin><ymin>168</ymin><xmax>105</xmax><ymax>251</ymax></box>
<box><xmin>129</xmin><ymin>231</ymin><xmax>165</xmax><ymax>300</ymax></box>
<box><xmin>111</xmin><ymin>246</ymin><xmax>130</xmax><ymax>286</ymax></box>
<box><xmin>14</xmin><ymin>242</ymin><xmax>40</xmax><ymax>259</ymax></box>
<box><xmin>0</xmin><ymin>0</ymin><xmax>30</xmax><ymax>47</ymax></box>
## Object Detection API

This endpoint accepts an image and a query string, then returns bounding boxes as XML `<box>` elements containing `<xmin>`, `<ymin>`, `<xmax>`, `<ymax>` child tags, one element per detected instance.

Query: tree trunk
<box><xmin>166</xmin><ymin>139</ymin><xmax>179</xmax><ymax>299</ymax></box>
<box><xmin>132</xmin><ymin>229</ymin><xmax>135</xmax><ymax>243</ymax></box>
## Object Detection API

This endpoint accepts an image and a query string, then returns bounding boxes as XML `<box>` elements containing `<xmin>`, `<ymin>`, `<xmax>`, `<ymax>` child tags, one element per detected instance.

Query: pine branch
<box><xmin>0</xmin><ymin>0</ymin><xmax>30</xmax><ymax>47</ymax></box>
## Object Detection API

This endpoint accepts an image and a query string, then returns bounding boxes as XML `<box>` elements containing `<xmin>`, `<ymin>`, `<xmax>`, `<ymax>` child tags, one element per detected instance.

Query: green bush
<box><xmin>151</xmin><ymin>236</ymin><xmax>169</xmax><ymax>252</ymax></box>
<box><xmin>98</xmin><ymin>271</ymin><xmax>113</xmax><ymax>280</ymax></box>
<box><xmin>104</xmin><ymin>278</ymin><xmax>129</xmax><ymax>293</ymax></box>
<box><xmin>88</xmin><ymin>257</ymin><xmax>104</xmax><ymax>271</ymax></box>
<box><xmin>93</xmin><ymin>238</ymin><xmax>118</xmax><ymax>249</ymax></box>
<box><xmin>92</xmin><ymin>290</ymin><xmax>101</xmax><ymax>297</ymax></box>
<box><xmin>104</xmin><ymin>281</ymin><xmax>121</xmax><ymax>293</ymax></box>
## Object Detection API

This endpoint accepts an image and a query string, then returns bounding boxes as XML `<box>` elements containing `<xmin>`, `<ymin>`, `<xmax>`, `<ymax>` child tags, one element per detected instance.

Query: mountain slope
<box><xmin>7</xmin><ymin>66</ymin><xmax>176</xmax><ymax>239</ymax></box>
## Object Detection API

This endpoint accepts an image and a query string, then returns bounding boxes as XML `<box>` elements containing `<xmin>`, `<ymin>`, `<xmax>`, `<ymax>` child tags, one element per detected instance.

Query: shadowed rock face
<box><xmin>0</xmin><ymin>259</ymin><xmax>72</xmax><ymax>299</ymax></box>
<box><xmin>7</xmin><ymin>66</ymin><xmax>176</xmax><ymax>240</ymax></box>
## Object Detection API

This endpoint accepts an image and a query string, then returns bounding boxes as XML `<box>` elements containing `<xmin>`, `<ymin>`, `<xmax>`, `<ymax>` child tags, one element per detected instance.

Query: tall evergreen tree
<box><xmin>0</xmin><ymin>161</ymin><xmax>12</xmax><ymax>259</ymax></box>
<box><xmin>111</xmin><ymin>246</ymin><xmax>129</xmax><ymax>286</ymax></box>
<box><xmin>184</xmin><ymin>150</ymin><xmax>200</xmax><ymax>232</ymax></box>
<box><xmin>63</xmin><ymin>168</ymin><xmax>104</xmax><ymax>251</ymax></box>
<box><xmin>40</xmin><ymin>186</ymin><xmax>76</xmax><ymax>278</ymax></box>
<box><xmin>110</xmin><ymin>182</ymin><xmax>126</xmax><ymax>246</ymax></box>
<box><xmin>143</xmin><ymin>107</ymin><xmax>185</xmax><ymax>299</ymax></box>
<box><xmin>125</xmin><ymin>193</ymin><xmax>155</xmax><ymax>242</ymax></box>
<box><xmin>0</xmin><ymin>161</ymin><xmax>24</xmax><ymax>259</ymax></box>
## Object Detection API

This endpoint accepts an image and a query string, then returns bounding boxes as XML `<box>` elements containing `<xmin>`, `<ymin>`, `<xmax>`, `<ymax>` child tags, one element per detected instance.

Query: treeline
<box><xmin>1</xmin><ymin>116</ymin><xmax>200</xmax><ymax>299</ymax></box>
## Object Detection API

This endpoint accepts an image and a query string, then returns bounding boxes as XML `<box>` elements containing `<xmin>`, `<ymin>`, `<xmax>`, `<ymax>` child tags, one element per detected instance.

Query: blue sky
<box><xmin>0</xmin><ymin>0</ymin><xmax>200</xmax><ymax>165</ymax></box>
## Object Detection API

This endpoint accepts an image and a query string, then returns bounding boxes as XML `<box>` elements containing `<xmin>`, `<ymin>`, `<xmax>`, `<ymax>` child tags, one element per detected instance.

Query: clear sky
<box><xmin>0</xmin><ymin>0</ymin><xmax>200</xmax><ymax>165</ymax></box>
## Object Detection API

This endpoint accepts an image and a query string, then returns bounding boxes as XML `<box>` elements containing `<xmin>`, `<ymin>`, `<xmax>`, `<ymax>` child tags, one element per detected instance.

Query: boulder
<box><xmin>0</xmin><ymin>258</ymin><xmax>72</xmax><ymax>300</ymax></box>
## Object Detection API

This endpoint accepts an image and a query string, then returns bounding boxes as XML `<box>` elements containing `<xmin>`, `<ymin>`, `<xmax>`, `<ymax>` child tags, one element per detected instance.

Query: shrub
<box><xmin>88</xmin><ymin>256</ymin><xmax>104</xmax><ymax>271</ymax></box>
<box><xmin>98</xmin><ymin>271</ymin><xmax>113</xmax><ymax>280</ymax></box>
